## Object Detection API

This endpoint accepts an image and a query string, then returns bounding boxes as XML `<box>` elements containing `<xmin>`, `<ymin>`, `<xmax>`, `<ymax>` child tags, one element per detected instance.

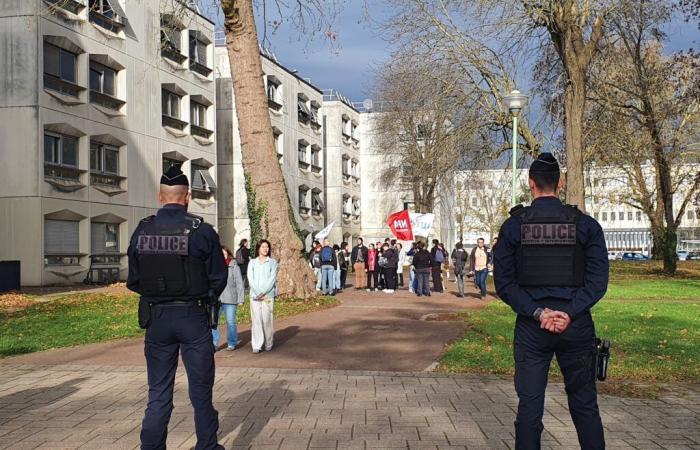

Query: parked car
<box><xmin>607</xmin><ymin>251</ymin><xmax>620</xmax><ymax>261</ymax></box>
<box><xmin>677</xmin><ymin>251</ymin><xmax>689</xmax><ymax>261</ymax></box>
<box><xmin>619</xmin><ymin>252</ymin><xmax>650</xmax><ymax>261</ymax></box>
<box><xmin>686</xmin><ymin>252</ymin><xmax>700</xmax><ymax>261</ymax></box>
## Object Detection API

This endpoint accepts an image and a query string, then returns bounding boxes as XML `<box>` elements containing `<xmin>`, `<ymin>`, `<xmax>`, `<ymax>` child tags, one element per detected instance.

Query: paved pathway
<box><xmin>1</xmin><ymin>283</ymin><xmax>699</xmax><ymax>449</ymax></box>
<box><xmin>0</xmin><ymin>365</ymin><xmax>698</xmax><ymax>450</ymax></box>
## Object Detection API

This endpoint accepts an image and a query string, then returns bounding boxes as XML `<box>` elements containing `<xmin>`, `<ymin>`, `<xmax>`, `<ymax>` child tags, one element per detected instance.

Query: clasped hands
<box><xmin>539</xmin><ymin>308</ymin><xmax>571</xmax><ymax>334</ymax></box>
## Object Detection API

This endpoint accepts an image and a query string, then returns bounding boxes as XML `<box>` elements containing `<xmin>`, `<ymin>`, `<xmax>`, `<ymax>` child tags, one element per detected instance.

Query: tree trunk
<box><xmin>221</xmin><ymin>0</ymin><xmax>316</xmax><ymax>299</ymax></box>
<box><xmin>651</xmin><ymin>226</ymin><xmax>678</xmax><ymax>274</ymax></box>
<box><xmin>563</xmin><ymin>70</ymin><xmax>586</xmax><ymax>210</ymax></box>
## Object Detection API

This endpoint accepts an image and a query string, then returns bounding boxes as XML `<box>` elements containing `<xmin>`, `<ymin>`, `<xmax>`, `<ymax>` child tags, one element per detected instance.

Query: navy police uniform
<box><xmin>494</xmin><ymin>154</ymin><xmax>608</xmax><ymax>450</ymax></box>
<box><xmin>127</xmin><ymin>167</ymin><xmax>227</xmax><ymax>450</ymax></box>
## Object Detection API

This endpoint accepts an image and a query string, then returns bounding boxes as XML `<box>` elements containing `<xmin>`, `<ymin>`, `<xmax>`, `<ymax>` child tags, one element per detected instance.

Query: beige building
<box><xmin>215</xmin><ymin>48</ymin><xmax>362</xmax><ymax>250</ymax></box>
<box><xmin>0</xmin><ymin>0</ymin><xmax>217</xmax><ymax>286</ymax></box>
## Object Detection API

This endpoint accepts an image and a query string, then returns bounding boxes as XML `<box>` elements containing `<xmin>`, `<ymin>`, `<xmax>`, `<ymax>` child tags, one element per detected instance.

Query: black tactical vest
<box><xmin>511</xmin><ymin>203</ymin><xmax>585</xmax><ymax>287</ymax></box>
<box><xmin>135</xmin><ymin>213</ymin><xmax>209</xmax><ymax>299</ymax></box>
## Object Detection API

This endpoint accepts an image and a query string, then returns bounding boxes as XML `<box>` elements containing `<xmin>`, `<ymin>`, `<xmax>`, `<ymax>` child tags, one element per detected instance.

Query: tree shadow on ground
<box><xmin>0</xmin><ymin>377</ymin><xmax>88</xmax><ymax>412</ymax></box>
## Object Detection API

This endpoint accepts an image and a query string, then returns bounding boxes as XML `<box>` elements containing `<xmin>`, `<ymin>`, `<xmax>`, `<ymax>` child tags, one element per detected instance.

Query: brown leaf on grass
<box><xmin>0</xmin><ymin>292</ymin><xmax>33</xmax><ymax>311</ymax></box>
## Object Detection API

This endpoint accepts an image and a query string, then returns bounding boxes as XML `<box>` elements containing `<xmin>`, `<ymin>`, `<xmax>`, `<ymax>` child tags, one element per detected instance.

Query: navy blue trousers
<box><xmin>140</xmin><ymin>304</ymin><xmax>222</xmax><ymax>450</ymax></box>
<box><xmin>513</xmin><ymin>312</ymin><xmax>605</xmax><ymax>450</ymax></box>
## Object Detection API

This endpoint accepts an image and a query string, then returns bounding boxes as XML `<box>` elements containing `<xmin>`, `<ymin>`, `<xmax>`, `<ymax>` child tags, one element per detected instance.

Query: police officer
<box><xmin>493</xmin><ymin>153</ymin><xmax>608</xmax><ymax>450</ymax></box>
<box><xmin>127</xmin><ymin>166</ymin><xmax>227</xmax><ymax>450</ymax></box>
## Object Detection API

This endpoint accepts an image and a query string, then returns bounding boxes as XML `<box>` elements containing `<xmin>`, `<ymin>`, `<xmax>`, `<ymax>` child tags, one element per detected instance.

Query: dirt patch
<box><xmin>598</xmin><ymin>381</ymin><xmax>666</xmax><ymax>399</ymax></box>
<box><xmin>420</xmin><ymin>312</ymin><xmax>463</xmax><ymax>322</ymax></box>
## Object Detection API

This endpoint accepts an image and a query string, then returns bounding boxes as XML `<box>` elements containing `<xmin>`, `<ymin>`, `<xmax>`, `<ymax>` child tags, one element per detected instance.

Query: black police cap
<box><xmin>160</xmin><ymin>166</ymin><xmax>189</xmax><ymax>186</ymax></box>
<box><xmin>529</xmin><ymin>152</ymin><xmax>560</xmax><ymax>174</ymax></box>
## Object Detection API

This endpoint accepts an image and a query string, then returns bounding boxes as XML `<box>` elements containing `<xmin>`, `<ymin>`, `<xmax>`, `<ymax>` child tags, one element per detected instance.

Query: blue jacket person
<box><xmin>127</xmin><ymin>166</ymin><xmax>227</xmax><ymax>450</ymax></box>
<box><xmin>493</xmin><ymin>153</ymin><xmax>608</xmax><ymax>450</ymax></box>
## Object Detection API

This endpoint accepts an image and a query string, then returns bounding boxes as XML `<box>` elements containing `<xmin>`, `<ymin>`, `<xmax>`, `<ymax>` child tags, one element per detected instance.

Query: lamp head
<box><xmin>504</xmin><ymin>89</ymin><xmax>528</xmax><ymax>115</ymax></box>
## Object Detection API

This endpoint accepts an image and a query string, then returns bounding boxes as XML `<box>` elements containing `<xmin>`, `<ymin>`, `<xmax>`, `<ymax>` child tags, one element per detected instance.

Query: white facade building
<box><xmin>0</xmin><ymin>0</ymin><xmax>217</xmax><ymax>286</ymax></box>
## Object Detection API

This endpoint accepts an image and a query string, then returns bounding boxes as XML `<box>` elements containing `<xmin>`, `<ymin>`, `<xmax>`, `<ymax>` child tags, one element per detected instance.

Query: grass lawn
<box><xmin>0</xmin><ymin>293</ymin><xmax>339</xmax><ymax>357</ymax></box>
<box><xmin>441</xmin><ymin>266</ymin><xmax>700</xmax><ymax>393</ymax></box>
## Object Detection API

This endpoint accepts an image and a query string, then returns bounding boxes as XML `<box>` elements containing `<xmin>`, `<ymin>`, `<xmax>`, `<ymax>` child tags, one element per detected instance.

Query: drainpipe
<box><xmin>322</xmin><ymin>114</ymin><xmax>328</xmax><ymax>227</ymax></box>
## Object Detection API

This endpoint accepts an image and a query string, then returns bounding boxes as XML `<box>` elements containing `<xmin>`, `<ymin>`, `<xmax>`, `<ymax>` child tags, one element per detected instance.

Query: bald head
<box><xmin>159</xmin><ymin>184</ymin><xmax>189</xmax><ymax>206</ymax></box>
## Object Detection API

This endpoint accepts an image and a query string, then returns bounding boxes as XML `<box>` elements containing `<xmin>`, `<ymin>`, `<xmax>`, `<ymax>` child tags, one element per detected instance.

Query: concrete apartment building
<box><xmin>456</xmin><ymin>166</ymin><xmax>700</xmax><ymax>252</ymax></box>
<box><xmin>359</xmin><ymin>111</ymin><xmax>457</xmax><ymax>250</ymax></box>
<box><xmin>0</xmin><ymin>0</ymin><xmax>217</xmax><ymax>286</ymax></box>
<box><xmin>215</xmin><ymin>47</ymin><xmax>363</xmax><ymax>249</ymax></box>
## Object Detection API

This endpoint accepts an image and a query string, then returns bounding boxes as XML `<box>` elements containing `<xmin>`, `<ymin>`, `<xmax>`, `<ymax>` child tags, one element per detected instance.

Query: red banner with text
<box><xmin>387</xmin><ymin>209</ymin><xmax>414</xmax><ymax>241</ymax></box>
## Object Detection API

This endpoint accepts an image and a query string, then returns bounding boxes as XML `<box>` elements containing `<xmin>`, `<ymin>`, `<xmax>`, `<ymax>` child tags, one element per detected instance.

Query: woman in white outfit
<box><xmin>247</xmin><ymin>239</ymin><xmax>278</xmax><ymax>353</ymax></box>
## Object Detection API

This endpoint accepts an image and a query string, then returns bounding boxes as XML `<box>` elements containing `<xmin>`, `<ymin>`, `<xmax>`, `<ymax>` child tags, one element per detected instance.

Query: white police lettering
<box><xmin>521</xmin><ymin>224</ymin><xmax>576</xmax><ymax>245</ymax></box>
<box><xmin>137</xmin><ymin>234</ymin><xmax>189</xmax><ymax>255</ymax></box>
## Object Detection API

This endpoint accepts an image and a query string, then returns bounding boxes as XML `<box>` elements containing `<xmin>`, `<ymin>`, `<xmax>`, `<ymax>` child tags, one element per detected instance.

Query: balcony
<box><xmin>89</xmin><ymin>9</ymin><xmax>127</xmax><ymax>33</ymax></box>
<box><xmin>310</xmin><ymin>119</ymin><xmax>322</xmax><ymax>130</ymax></box>
<box><xmin>44</xmin><ymin>0</ymin><xmax>86</xmax><ymax>14</ymax></box>
<box><xmin>191</xmin><ymin>124</ymin><xmax>214</xmax><ymax>139</ymax></box>
<box><xmin>310</xmin><ymin>163</ymin><xmax>322</xmax><ymax>174</ymax></box>
<box><xmin>44</xmin><ymin>74</ymin><xmax>84</xmax><ymax>98</ymax></box>
<box><xmin>299</xmin><ymin>205</ymin><xmax>310</xmax><ymax>215</ymax></box>
<box><xmin>311</xmin><ymin>207</ymin><xmax>323</xmax><ymax>217</ymax></box>
<box><xmin>44</xmin><ymin>164</ymin><xmax>86</xmax><ymax>192</ymax></box>
<box><xmin>190</xmin><ymin>60</ymin><xmax>212</xmax><ymax>77</ymax></box>
<box><xmin>162</xmin><ymin>114</ymin><xmax>187</xmax><ymax>131</ymax></box>
<box><xmin>268</xmin><ymin>98</ymin><xmax>283</xmax><ymax>112</ymax></box>
<box><xmin>298</xmin><ymin>160</ymin><xmax>310</xmax><ymax>171</ymax></box>
<box><xmin>161</xmin><ymin>43</ymin><xmax>187</xmax><ymax>64</ymax></box>
<box><xmin>90</xmin><ymin>90</ymin><xmax>125</xmax><ymax>111</ymax></box>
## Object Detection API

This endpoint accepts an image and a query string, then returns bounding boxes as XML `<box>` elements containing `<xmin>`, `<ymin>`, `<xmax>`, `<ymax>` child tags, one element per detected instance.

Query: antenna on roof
<box><xmin>363</xmin><ymin>99</ymin><xmax>373</xmax><ymax>112</ymax></box>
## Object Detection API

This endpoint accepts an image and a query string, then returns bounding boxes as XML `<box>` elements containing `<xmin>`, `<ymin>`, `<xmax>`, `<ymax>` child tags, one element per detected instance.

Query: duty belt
<box><xmin>152</xmin><ymin>299</ymin><xmax>205</xmax><ymax>308</ymax></box>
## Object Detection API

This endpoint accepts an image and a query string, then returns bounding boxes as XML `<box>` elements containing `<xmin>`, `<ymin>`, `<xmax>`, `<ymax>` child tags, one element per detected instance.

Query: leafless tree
<box><xmin>586</xmin><ymin>0</ymin><xmax>700</xmax><ymax>274</ymax></box>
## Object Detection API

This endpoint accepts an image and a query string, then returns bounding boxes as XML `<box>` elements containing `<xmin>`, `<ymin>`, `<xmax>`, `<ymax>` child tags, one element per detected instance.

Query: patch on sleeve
<box><xmin>521</xmin><ymin>223</ymin><xmax>576</xmax><ymax>245</ymax></box>
<box><xmin>137</xmin><ymin>235</ymin><xmax>189</xmax><ymax>255</ymax></box>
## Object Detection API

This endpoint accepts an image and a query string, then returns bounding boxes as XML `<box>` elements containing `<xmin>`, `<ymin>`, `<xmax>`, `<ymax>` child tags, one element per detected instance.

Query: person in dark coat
<box><xmin>430</xmin><ymin>239</ymin><xmax>446</xmax><ymax>292</ymax></box>
<box><xmin>382</xmin><ymin>243</ymin><xmax>398</xmax><ymax>293</ymax></box>
<box><xmin>412</xmin><ymin>241</ymin><xmax>433</xmax><ymax>297</ymax></box>
<box><xmin>451</xmin><ymin>242</ymin><xmax>468</xmax><ymax>298</ymax></box>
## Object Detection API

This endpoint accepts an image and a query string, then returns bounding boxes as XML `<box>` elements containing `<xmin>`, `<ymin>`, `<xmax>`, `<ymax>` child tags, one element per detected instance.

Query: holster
<box><xmin>207</xmin><ymin>301</ymin><xmax>221</xmax><ymax>330</ymax></box>
<box><xmin>596</xmin><ymin>338</ymin><xmax>611</xmax><ymax>381</ymax></box>
<box><xmin>138</xmin><ymin>299</ymin><xmax>152</xmax><ymax>329</ymax></box>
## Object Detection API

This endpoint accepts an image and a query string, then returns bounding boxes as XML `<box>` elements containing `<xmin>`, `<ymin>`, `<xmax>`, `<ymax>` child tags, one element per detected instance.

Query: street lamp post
<box><xmin>503</xmin><ymin>89</ymin><xmax>528</xmax><ymax>207</ymax></box>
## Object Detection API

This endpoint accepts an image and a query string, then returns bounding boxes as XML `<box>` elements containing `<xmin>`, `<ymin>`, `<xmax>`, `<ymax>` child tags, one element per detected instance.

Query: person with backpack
<box><xmin>366</xmin><ymin>243</ymin><xmax>379</xmax><ymax>292</ymax></box>
<box><xmin>213</xmin><ymin>246</ymin><xmax>246</xmax><ymax>350</ymax></box>
<box><xmin>235</xmin><ymin>239</ymin><xmax>251</xmax><ymax>286</ymax></box>
<box><xmin>320</xmin><ymin>239</ymin><xmax>337</xmax><ymax>295</ymax></box>
<box><xmin>430</xmin><ymin>239</ymin><xmax>445</xmax><ymax>293</ymax></box>
<box><xmin>308</xmin><ymin>241</ymin><xmax>322</xmax><ymax>291</ymax></box>
<box><xmin>451</xmin><ymin>242</ymin><xmax>469</xmax><ymax>298</ymax></box>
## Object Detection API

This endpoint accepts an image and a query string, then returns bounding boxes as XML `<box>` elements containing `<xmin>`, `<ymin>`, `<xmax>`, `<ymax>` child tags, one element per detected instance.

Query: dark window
<box><xmin>90</xmin><ymin>142</ymin><xmax>119</xmax><ymax>174</ymax></box>
<box><xmin>88</xmin><ymin>0</ymin><xmax>125</xmax><ymax>32</ymax></box>
<box><xmin>298</xmin><ymin>187</ymin><xmax>309</xmax><ymax>209</ymax></box>
<box><xmin>191</xmin><ymin>164</ymin><xmax>216</xmax><ymax>192</ymax></box>
<box><xmin>162</xmin><ymin>157</ymin><xmax>182</xmax><ymax>174</ymax></box>
<box><xmin>189</xmin><ymin>35</ymin><xmax>208</xmax><ymax>65</ymax></box>
<box><xmin>311</xmin><ymin>147</ymin><xmax>320</xmax><ymax>167</ymax></box>
<box><xmin>636</xmin><ymin>211</ymin><xmax>642</xmax><ymax>221</ymax></box>
<box><xmin>91</xmin><ymin>222</ymin><xmax>119</xmax><ymax>254</ymax></box>
<box><xmin>610</xmin><ymin>212</ymin><xmax>616</xmax><ymax>221</ymax></box>
<box><xmin>89</xmin><ymin>61</ymin><xmax>116</xmax><ymax>96</ymax></box>
<box><xmin>44</xmin><ymin>42</ymin><xmax>77</xmax><ymax>83</ymax></box>
<box><xmin>311</xmin><ymin>190</ymin><xmax>324</xmax><ymax>212</ymax></box>
<box><xmin>602</xmin><ymin>212</ymin><xmax>608</xmax><ymax>221</ymax></box>
<box><xmin>162</xmin><ymin>90</ymin><xmax>180</xmax><ymax>118</ymax></box>
<box><xmin>44</xmin><ymin>133</ymin><xmax>77</xmax><ymax>167</ymax></box>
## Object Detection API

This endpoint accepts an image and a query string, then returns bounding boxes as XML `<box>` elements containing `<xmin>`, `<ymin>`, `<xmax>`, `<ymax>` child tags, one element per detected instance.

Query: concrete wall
<box><xmin>0</xmin><ymin>0</ymin><xmax>217</xmax><ymax>285</ymax></box>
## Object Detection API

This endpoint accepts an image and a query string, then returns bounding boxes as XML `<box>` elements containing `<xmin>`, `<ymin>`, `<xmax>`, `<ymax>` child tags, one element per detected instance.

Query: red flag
<box><xmin>387</xmin><ymin>209</ymin><xmax>414</xmax><ymax>241</ymax></box>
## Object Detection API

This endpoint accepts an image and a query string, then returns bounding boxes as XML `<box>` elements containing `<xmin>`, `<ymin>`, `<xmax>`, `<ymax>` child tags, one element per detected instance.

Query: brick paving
<box><xmin>0</xmin><ymin>365</ymin><xmax>698</xmax><ymax>450</ymax></box>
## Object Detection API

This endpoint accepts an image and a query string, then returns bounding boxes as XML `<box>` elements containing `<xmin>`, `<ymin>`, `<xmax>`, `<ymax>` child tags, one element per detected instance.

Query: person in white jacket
<box><xmin>212</xmin><ymin>246</ymin><xmax>246</xmax><ymax>350</ymax></box>
<box><xmin>247</xmin><ymin>239</ymin><xmax>278</xmax><ymax>353</ymax></box>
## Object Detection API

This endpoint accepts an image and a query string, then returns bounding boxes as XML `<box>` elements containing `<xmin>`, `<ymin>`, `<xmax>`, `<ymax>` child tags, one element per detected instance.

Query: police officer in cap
<box><xmin>127</xmin><ymin>165</ymin><xmax>227</xmax><ymax>450</ymax></box>
<box><xmin>493</xmin><ymin>153</ymin><xmax>608</xmax><ymax>450</ymax></box>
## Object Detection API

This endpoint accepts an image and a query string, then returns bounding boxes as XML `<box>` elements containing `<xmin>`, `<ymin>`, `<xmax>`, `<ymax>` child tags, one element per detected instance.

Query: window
<box><xmin>162</xmin><ymin>90</ymin><xmax>180</xmax><ymax>118</ymax></box>
<box><xmin>162</xmin><ymin>157</ymin><xmax>182</xmax><ymax>174</ymax></box>
<box><xmin>352</xmin><ymin>197</ymin><xmax>361</xmax><ymax>217</ymax></box>
<box><xmin>45</xmin><ymin>0</ymin><xmax>86</xmax><ymax>14</ymax></box>
<box><xmin>190</xmin><ymin>101</ymin><xmax>207</xmax><ymax>128</ymax></box>
<box><xmin>310</xmin><ymin>104</ymin><xmax>321</xmax><ymax>128</ymax></box>
<box><xmin>619</xmin><ymin>211</ymin><xmax>624</xmax><ymax>220</ymax></box>
<box><xmin>342</xmin><ymin>117</ymin><xmax>351</xmax><ymax>137</ymax></box>
<box><xmin>266</xmin><ymin>76</ymin><xmax>282</xmax><ymax>110</ymax></box>
<box><xmin>191</xmin><ymin>164</ymin><xmax>216</xmax><ymax>192</ymax></box>
<box><xmin>298</xmin><ymin>142</ymin><xmax>309</xmax><ymax>169</ymax></box>
<box><xmin>90</xmin><ymin>142</ymin><xmax>119</xmax><ymax>174</ymax></box>
<box><xmin>627</xmin><ymin>211</ymin><xmax>633</xmax><ymax>221</ymax></box>
<box><xmin>89</xmin><ymin>0</ymin><xmax>125</xmax><ymax>32</ymax></box>
<box><xmin>688</xmin><ymin>210</ymin><xmax>695</xmax><ymax>220</ymax></box>
<box><xmin>351</xmin><ymin>122</ymin><xmax>358</xmax><ymax>142</ymax></box>
<box><xmin>44</xmin><ymin>42</ymin><xmax>79</xmax><ymax>96</ymax></box>
<box><xmin>89</xmin><ymin>61</ymin><xmax>115</xmax><ymax>96</ymax></box>
<box><xmin>44</xmin><ymin>219</ymin><xmax>80</xmax><ymax>265</ymax></box>
<box><xmin>342</xmin><ymin>195</ymin><xmax>352</xmax><ymax>216</ymax></box>
<box><xmin>91</xmin><ymin>222</ymin><xmax>119</xmax><ymax>254</ymax></box>
<box><xmin>351</xmin><ymin>159</ymin><xmax>359</xmax><ymax>179</ymax></box>
<box><xmin>342</xmin><ymin>155</ymin><xmax>351</xmax><ymax>177</ymax></box>
<box><xmin>189</xmin><ymin>32</ymin><xmax>211</xmax><ymax>76</ymax></box>
<box><xmin>160</xmin><ymin>19</ymin><xmax>186</xmax><ymax>63</ymax></box>
<box><xmin>310</xmin><ymin>146</ymin><xmax>321</xmax><ymax>171</ymax></box>
<box><xmin>594</xmin><ymin>212</ymin><xmax>599</xmax><ymax>221</ymax></box>
<box><xmin>44</xmin><ymin>133</ymin><xmax>77</xmax><ymax>167</ymax></box>
<box><xmin>298</xmin><ymin>97</ymin><xmax>311</xmax><ymax>124</ymax></box>
<box><xmin>311</xmin><ymin>189</ymin><xmax>323</xmax><ymax>213</ymax></box>
<box><xmin>298</xmin><ymin>187</ymin><xmax>310</xmax><ymax>212</ymax></box>
<box><xmin>602</xmin><ymin>212</ymin><xmax>608</xmax><ymax>221</ymax></box>
<box><xmin>274</xmin><ymin>129</ymin><xmax>283</xmax><ymax>164</ymax></box>
<box><xmin>636</xmin><ymin>211</ymin><xmax>642</xmax><ymax>221</ymax></box>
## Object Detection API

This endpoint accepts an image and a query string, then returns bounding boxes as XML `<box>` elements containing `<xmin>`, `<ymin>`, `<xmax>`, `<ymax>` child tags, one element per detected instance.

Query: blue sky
<box><xmin>203</xmin><ymin>2</ymin><xmax>700</xmax><ymax>103</ymax></box>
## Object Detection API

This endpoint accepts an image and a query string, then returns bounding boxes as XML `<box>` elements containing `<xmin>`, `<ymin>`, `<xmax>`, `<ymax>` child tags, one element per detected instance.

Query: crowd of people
<box><xmin>303</xmin><ymin>236</ymin><xmax>495</xmax><ymax>298</ymax></box>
